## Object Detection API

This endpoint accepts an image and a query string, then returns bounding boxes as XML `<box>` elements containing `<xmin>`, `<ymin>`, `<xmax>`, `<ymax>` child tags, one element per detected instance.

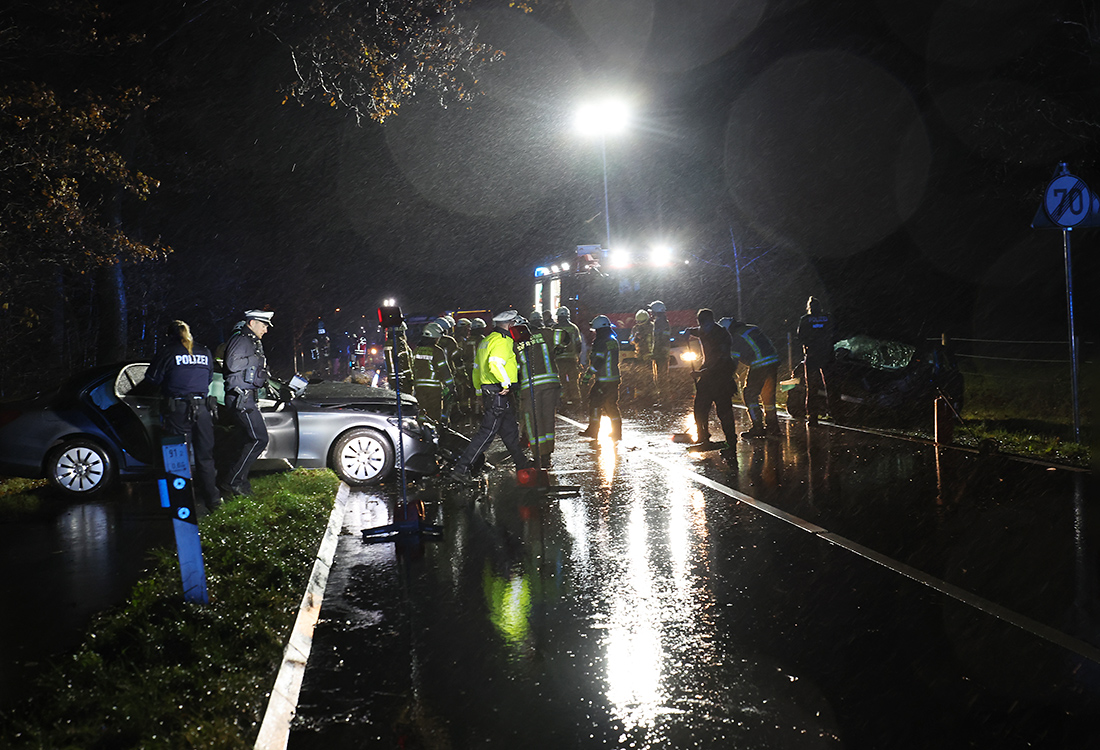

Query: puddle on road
<box><xmin>0</xmin><ymin>481</ymin><xmax>174</xmax><ymax>708</ymax></box>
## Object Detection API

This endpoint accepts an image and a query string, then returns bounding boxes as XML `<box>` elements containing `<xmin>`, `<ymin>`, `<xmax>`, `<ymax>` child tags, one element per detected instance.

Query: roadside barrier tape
<box><xmin>556</xmin><ymin>414</ymin><xmax>1100</xmax><ymax>666</ymax></box>
<box><xmin>255</xmin><ymin>482</ymin><xmax>351</xmax><ymax>750</ymax></box>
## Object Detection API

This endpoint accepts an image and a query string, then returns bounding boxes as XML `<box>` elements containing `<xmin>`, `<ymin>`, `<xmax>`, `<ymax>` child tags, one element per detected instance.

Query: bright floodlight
<box><xmin>609</xmin><ymin>248</ymin><xmax>632</xmax><ymax>269</ymax></box>
<box><xmin>650</xmin><ymin>246</ymin><xmax>673</xmax><ymax>266</ymax></box>
<box><xmin>382</xmin><ymin>298</ymin><xmax>396</xmax><ymax>307</ymax></box>
<box><xmin>575</xmin><ymin>99</ymin><xmax>630</xmax><ymax>137</ymax></box>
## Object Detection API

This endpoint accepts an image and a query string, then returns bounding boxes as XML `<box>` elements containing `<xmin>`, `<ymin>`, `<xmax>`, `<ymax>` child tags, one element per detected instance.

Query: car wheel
<box><xmin>46</xmin><ymin>438</ymin><xmax>115</xmax><ymax>497</ymax></box>
<box><xmin>330</xmin><ymin>428</ymin><xmax>395</xmax><ymax>485</ymax></box>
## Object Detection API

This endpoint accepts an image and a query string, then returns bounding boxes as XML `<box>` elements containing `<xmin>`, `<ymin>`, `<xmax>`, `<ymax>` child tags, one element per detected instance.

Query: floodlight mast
<box><xmin>576</xmin><ymin>99</ymin><xmax>629</xmax><ymax>251</ymax></box>
<box><xmin>363</xmin><ymin>305</ymin><xmax>442</xmax><ymax>541</ymax></box>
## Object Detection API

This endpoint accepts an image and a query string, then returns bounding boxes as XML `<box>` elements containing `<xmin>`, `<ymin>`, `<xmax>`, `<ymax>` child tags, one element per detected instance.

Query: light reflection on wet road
<box><xmin>289</xmin><ymin>404</ymin><xmax>1099</xmax><ymax>749</ymax></box>
<box><xmin>0</xmin><ymin>481</ymin><xmax>173</xmax><ymax>707</ymax></box>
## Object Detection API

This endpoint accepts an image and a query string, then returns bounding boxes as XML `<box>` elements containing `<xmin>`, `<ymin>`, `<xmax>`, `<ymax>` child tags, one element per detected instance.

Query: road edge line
<box><xmin>254</xmin><ymin>481</ymin><xmax>351</xmax><ymax>750</ymax></box>
<box><xmin>557</xmin><ymin>414</ymin><xmax>1100</xmax><ymax>666</ymax></box>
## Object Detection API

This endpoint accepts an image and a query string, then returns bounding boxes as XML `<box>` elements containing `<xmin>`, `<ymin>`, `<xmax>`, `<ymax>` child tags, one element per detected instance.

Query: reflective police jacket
<box><xmin>147</xmin><ymin>342</ymin><xmax>214</xmax><ymax>397</ymax></box>
<box><xmin>516</xmin><ymin>329</ymin><xmax>560</xmax><ymax>391</ymax></box>
<box><xmin>412</xmin><ymin>342</ymin><xmax>454</xmax><ymax>392</ymax></box>
<box><xmin>587</xmin><ymin>331</ymin><xmax>620</xmax><ymax>383</ymax></box>
<box><xmin>729</xmin><ymin>323</ymin><xmax>779</xmax><ymax>368</ymax></box>
<box><xmin>473</xmin><ymin>329</ymin><xmax>518</xmax><ymax>389</ymax></box>
<box><xmin>223</xmin><ymin>327</ymin><xmax>268</xmax><ymax>392</ymax></box>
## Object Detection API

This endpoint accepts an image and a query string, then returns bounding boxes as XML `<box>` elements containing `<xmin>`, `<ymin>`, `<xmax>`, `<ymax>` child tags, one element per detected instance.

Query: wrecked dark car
<box><xmin>784</xmin><ymin>334</ymin><xmax>964</xmax><ymax>425</ymax></box>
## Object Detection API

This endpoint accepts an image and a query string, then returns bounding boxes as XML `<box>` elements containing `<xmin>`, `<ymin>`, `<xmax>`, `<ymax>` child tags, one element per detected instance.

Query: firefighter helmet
<box><xmin>556</xmin><ymin>306</ymin><xmax>571</xmax><ymax>321</ymax></box>
<box><xmin>649</xmin><ymin>300</ymin><xmax>666</xmax><ymax>313</ymax></box>
<box><xmin>590</xmin><ymin>315</ymin><xmax>613</xmax><ymax>330</ymax></box>
<box><xmin>422</xmin><ymin>322</ymin><xmax>444</xmax><ymax>339</ymax></box>
<box><xmin>455</xmin><ymin>317</ymin><xmax>471</xmax><ymax>328</ymax></box>
<box><xmin>471</xmin><ymin>317</ymin><xmax>486</xmax><ymax>329</ymax></box>
<box><xmin>634</xmin><ymin>309</ymin><xmax>650</xmax><ymax>324</ymax></box>
<box><xmin>718</xmin><ymin>317</ymin><xmax>735</xmax><ymax>330</ymax></box>
<box><xmin>529</xmin><ymin>310</ymin><xmax>543</xmax><ymax>327</ymax></box>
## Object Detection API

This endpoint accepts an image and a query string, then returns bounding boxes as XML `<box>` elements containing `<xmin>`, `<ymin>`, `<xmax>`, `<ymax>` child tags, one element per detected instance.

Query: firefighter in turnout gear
<box><xmin>649</xmin><ymin>300</ymin><xmax>671</xmax><ymax>399</ymax></box>
<box><xmin>453</xmin><ymin>317</ymin><xmax>474</xmax><ymax>421</ymax></box>
<box><xmin>514</xmin><ymin>316</ymin><xmax>562</xmax><ymax>467</ymax></box>
<box><xmin>412</xmin><ymin>322</ymin><xmax>455</xmax><ymax>422</ymax></box>
<box><xmin>435</xmin><ymin>316</ymin><xmax>462</xmax><ymax>422</ymax></box>
<box><xmin>146</xmin><ymin>320</ymin><xmax>220</xmax><ymax>512</ymax></box>
<box><xmin>684</xmin><ymin>308</ymin><xmax>738</xmax><ymax>451</ymax></box>
<box><xmin>796</xmin><ymin>296</ymin><xmax>836</xmax><ymax>424</ymax></box>
<box><xmin>553</xmin><ymin>306</ymin><xmax>584</xmax><ymax>407</ymax></box>
<box><xmin>578</xmin><ymin>315</ymin><xmax>622</xmax><ymax>441</ymax></box>
<box><xmin>218</xmin><ymin>309</ymin><xmax>274</xmax><ymax>497</ymax></box>
<box><xmin>384</xmin><ymin>322</ymin><xmax>413</xmax><ymax>390</ymax></box>
<box><xmin>450</xmin><ymin>310</ymin><xmax>532</xmax><ymax>483</ymax></box>
<box><xmin>721</xmin><ymin>316</ymin><xmax>781</xmax><ymax>439</ymax></box>
<box><xmin>629</xmin><ymin>308</ymin><xmax>656</xmax><ymax>399</ymax></box>
<box><xmin>464</xmin><ymin>317</ymin><xmax>487</xmax><ymax>417</ymax></box>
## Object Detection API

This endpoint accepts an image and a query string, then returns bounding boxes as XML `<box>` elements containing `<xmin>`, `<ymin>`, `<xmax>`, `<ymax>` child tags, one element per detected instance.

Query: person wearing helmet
<box><xmin>553</xmin><ymin>306</ymin><xmax>584</xmax><ymax>408</ymax></box>
<box><xmin>412</xmin><ymin>322</ymin><xmax>455</xmax><ymax>423</ymax></box>
<box><xmin>578</xmin><ymin>315</ymin><xmax>622</xmax><ymax>441</ymax></box>
<box><xmin>383</xmin><ymin>321</ymin><xmax>413</xmax><ymax>392</ymax></box>
<box><xmin>796</xmin><ymin>296</ymin><xmax>836</xmax><ymax>425</ymax></box>
<box><xmin>725</xmin><ymin>314</ymin><xmax>781</xmax><ymax>438</ymax></box>
<box><xmin>451</xmin><ymin>310</ymin><xmax>532</xmax><ymax>483</ymax></box>
<box><xmin>684</xmin><ymin>308</ymin><xmax>738</xmax><ymax>451</ymax></box>
<box><xmin>452</xmin><ymin>318</ymin><xmax>474</xmax><ymax>423</ymax></box>
<box><xmin>465</xmin><ymin>317</ymin><xmax>488</xmax><ymax>417</ymax></box>
<box><xmin>649</xmin><ymin>300</ymin><xmax>671</xmax><ymax>399</ymax></box>
<box><xmin>514</xmin><ymin>313</ymin><xmax>562</xmax><ymax>467</ymax></box>
<box><xmin>431</xmin><ymin>316</ymin><xmax>462</xmax><ymax>421</ymax></box>
<box><xmin>629</xmin><ymin>308</ymin><xmax>656</xmax><ymax>400</ymax></box>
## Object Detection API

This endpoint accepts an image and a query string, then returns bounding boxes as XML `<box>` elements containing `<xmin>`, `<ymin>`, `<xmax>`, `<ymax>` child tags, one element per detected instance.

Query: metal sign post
<box><xmin>159</xmin><ymin>435</ymin><xmax>209</xmax><ymax>604</ymax></box>
<box><xmin>1031</xmin><ymin>163</ymin><xmax>1097</xmax><ymax>444</ymax></box>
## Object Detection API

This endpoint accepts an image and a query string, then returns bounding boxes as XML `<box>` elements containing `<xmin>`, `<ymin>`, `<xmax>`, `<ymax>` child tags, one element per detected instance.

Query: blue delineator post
<box><xmin>158</xmin><ymin>435</ymin><xmax>209</xmax><ymax>604</ymax></box>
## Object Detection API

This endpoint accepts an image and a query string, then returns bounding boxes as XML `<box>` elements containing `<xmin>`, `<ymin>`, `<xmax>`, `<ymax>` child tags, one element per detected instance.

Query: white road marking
<box><xmin>556</xmin><ymin>414</ymin><xmax>1100</xmax><ymax>666</ymax></box>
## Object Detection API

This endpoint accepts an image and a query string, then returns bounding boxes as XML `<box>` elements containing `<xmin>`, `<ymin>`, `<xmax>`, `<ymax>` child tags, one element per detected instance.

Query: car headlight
<box><xmin>387</xmin><ymin>416</ymin><xmax>423</xmax><ymax>438</ymax></box>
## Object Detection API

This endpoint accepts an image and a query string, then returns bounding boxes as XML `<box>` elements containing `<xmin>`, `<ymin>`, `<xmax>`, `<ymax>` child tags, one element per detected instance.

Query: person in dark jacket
<box><xmin>146</xmin><ymin>320</ymin><xmax>220</xmax><ymax>512</ymax></box>
<box><xmin>515</xmin><ymin>315</ymin><xmax>562</xmax><ymax>467</ymax></box>
<box><xmin>721</xmin><ymin>315</ymin><xmax>780</xmax><ymax>439</ymax></box>
<box><xmin>578</xmin><ymin>315</ymin><xmax>622</xmax><ymax>441</ymax></box>
<box><xmin>684</xmin><ymin>308</ymin><xmax>738</xmax><ymax>450</ymax></box>
<box><xmin>796</xmin><ymin>296</ymin><xmax>836</xmax><ymax>424</ymax></box>
<box><xmin>218</xmin><ymin>309</ymin><xmax>274</xmax><ymax>497</ymax></box>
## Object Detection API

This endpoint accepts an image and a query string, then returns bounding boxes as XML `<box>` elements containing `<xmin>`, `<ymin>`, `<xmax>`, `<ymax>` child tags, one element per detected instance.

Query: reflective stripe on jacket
<box><xmin>588</xmin><ymin>333</ymin><xmax>620</xmax><ymax>383</ymax></box>
<box><xmin>517</xmin><ymin>331</ymin><xmax>560</xmax><ymax>391</ymax></box>
<box><xmin>730</xmin><ymin>323</ymin><xmax>779</xmax><ymax>367</ymax></box>
<box><xmin>412</xmin><ymin>343</ymin><xmax>454</xmax><ymax>390</ymax></box>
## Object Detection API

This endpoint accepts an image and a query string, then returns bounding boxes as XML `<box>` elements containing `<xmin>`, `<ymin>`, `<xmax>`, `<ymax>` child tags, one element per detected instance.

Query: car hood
<box><xmin>295</xmin><ymin>382</ymin><xmax>417</xmax><ymax>408</ymax></box>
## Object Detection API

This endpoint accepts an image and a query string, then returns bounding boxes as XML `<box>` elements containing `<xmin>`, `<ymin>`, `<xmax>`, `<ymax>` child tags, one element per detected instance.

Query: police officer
<box><xmin>450</xmin><ymin>310</ymin><xmax>532</xmax><ymax>483</ymax></box>
<box><xmin>684</xmin><ymin>309</ymin><xmax>738</xmax><ymax>451</ymax></box>
<box><xmin>553</xmin><ymin>306</ymin><xmax>584</xmax><ymax>407</ymax></box>
<box><xmin>412</xmin><ymin>321</ymin><xmax>455</xmax><ymax>423</ymax></box>
<box><xmin>649</xmin><ymin>300</ymin><xmax>671</xmax><ymax>399</ymax></box>
<box><xmin>796</xmin><ymin>296</ymin><xmax>836</xmax><ymax>424</ymax></box>
<box><xmin>219</xmin><ymin>309</ymin><xmax>274</xmax><ymax>497</ymax></box>
<box><xmin>146</xmin><ymin>320</ymin><xmax>220</xmax><ymax>513</ymax></box>
<box><xmin>578</xmin><ymin>315</ymin><xmax>622</xmax><ymax>441</ymax></box>
<box><xmin>515</xmin><ymin>314</ymin><xmax>562</xmax><ymax>467</ymax></box>
<box><xmin>721</xmin><ymin>315</ymin><xmax>780</xmax><ymax>439</ymax></box>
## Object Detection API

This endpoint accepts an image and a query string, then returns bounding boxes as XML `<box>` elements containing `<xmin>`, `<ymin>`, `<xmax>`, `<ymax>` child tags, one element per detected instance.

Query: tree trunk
<box><xmin>99</xmin><ymin>260</ymin><xmax>128</xmax><ymax>361</ymax></box>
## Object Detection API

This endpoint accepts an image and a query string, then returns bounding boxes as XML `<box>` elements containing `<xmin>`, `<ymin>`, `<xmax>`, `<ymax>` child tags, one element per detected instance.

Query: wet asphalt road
<box><xmin>288</xmin><ymin>401</ymin><xmax>1100</xmax><ymax>750</ymax></box>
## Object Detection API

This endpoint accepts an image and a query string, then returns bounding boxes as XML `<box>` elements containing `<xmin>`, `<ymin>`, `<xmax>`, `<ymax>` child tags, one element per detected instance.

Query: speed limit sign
<box><xmin>1043</xmin><ymin>173</ymin><xmax>1092</xmax><ymax>227</ymax></box>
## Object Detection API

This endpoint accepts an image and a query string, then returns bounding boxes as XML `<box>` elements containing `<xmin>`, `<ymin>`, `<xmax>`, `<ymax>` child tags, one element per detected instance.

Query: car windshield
<box><xmin>835</xmin><ymin>336</ymin><xmax>915</xmax><ymax>371</ymax></box>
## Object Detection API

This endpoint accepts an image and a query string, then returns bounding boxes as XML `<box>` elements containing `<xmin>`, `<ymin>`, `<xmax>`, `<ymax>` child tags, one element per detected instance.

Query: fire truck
<box><xmin>531</xmin><ymin>244</ymin><xmax>706</xmax><ymax>365</ymax></box>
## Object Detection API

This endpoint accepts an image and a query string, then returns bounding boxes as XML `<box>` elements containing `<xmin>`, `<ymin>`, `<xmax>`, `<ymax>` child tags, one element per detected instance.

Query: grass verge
<box><xmin>0</xmin><ymin>468</ymin><xmax>341</xmax><ymax>749</ymax></box>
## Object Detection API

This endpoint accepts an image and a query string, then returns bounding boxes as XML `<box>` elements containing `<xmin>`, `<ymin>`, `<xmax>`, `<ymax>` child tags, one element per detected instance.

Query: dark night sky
<box><xmin>107</xmin><ymin>0</ymin><xmax>1098</xmax><ymax>354</ymax></box>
